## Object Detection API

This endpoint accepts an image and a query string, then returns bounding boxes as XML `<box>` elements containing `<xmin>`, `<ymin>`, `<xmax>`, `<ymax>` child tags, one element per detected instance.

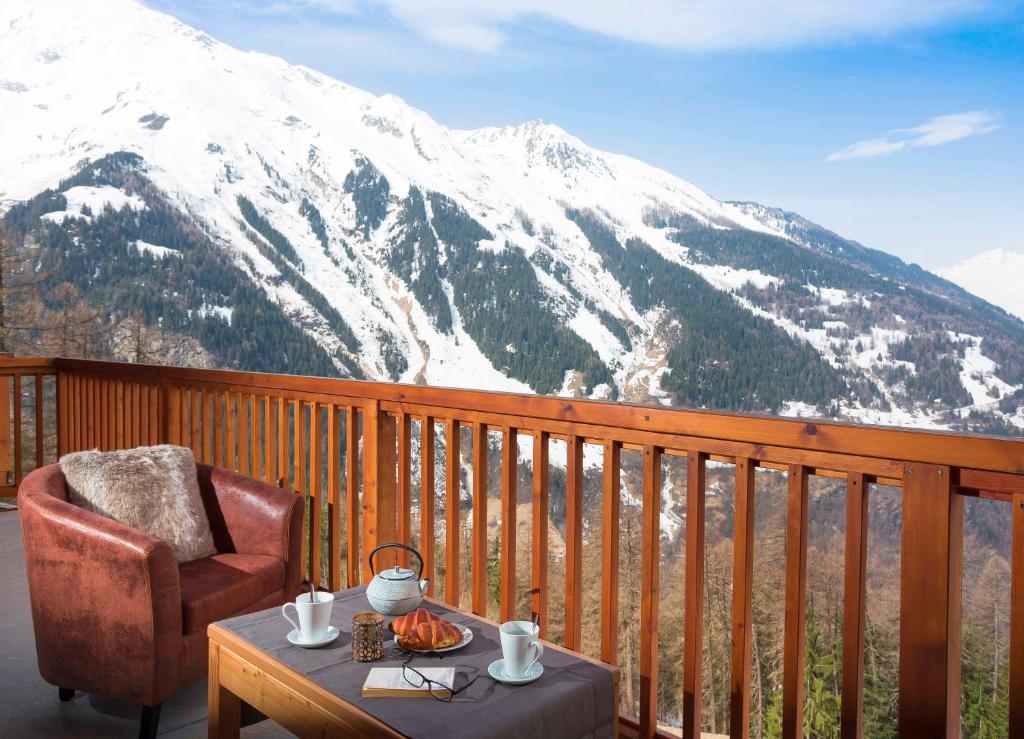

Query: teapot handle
<box><xmin>368</xmin><ymin>543</ymin><xmax>423</xmax><ymax>578</ymax></box>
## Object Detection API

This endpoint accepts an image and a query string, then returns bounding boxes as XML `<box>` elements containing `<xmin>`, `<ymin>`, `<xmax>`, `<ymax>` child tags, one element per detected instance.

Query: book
<box><xmin>361</xmin><ymin>666</ymin><xmax>455</xmax><ymax>698</ymax></box>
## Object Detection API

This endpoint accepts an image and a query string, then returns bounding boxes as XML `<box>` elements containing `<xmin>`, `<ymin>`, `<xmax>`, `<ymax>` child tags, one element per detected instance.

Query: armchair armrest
<box><xmin>197</xmin><ymin>464</ymin><xmax>304</xmax><ymax>597</ymax></box>
<box><xmin>18</xmin><ymin>467</ymin><xmax>182</xmax><ymax>707</ymax></box>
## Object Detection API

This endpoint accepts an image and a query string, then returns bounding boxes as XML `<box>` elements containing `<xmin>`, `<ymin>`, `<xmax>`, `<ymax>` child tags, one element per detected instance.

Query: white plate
<box><xmin>487</xmin><ymin>658</ymin><xmax>543</xmax><ymax>685</ymax></box>
<box><xmin>393</xmin><ymin>623</ymin><xmax>473</xmax><ymax>653</ymax></box>
<box><xmin>287</xmin><ymin>625</ymin><xmax>340</xmax><ymax>648</ymax></box>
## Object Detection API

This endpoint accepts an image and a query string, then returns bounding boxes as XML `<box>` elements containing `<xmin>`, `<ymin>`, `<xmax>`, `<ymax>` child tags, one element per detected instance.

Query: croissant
<box><xmin>396</xmin><ymin>619</ymin><xmax>463</xmax><ymax>650</ymax></box>
<box><xmin>389</xmin><ymin>608</ymin><xmax>441</xmax><ymax>637</ymax></box>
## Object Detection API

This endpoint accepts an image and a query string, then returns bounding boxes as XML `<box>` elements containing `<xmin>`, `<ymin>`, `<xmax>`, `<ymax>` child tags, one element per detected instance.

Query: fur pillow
<box><xmin>59</xmin><ymin>445</ymin><xmax>216</xmax><ymax>564</ymax></box>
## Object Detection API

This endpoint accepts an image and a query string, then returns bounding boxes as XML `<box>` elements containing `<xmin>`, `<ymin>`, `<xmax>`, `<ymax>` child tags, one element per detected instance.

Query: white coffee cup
<box><xmin>499</xmin><ymin>620</ymin><xmax>543</xmax><ymax>678</ymax></box>
<box><xmin>282</xmin><ymin>591</ymin><xmax>334</xmax><ymax>643</ymax></box>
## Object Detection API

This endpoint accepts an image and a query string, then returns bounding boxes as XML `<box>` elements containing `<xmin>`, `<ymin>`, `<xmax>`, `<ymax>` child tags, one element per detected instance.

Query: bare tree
<box><xmin>0</xmin><ymin>225</ymin><xmax>50</xmax><ymax>354</ymax></box>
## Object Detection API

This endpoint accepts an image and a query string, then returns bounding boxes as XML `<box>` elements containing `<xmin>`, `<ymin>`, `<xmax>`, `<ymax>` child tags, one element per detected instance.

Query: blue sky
<box><xmin>147</xmin><ymin>0</ymin><xmax>1024</xmax><ymax>269</ymax></box>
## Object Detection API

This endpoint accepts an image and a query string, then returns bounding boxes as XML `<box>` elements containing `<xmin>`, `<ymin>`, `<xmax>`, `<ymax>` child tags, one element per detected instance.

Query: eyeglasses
<box><xmin>401</xmin><ymin>655</ymin><xmax>483</xmax><ymax>703</ymax></box>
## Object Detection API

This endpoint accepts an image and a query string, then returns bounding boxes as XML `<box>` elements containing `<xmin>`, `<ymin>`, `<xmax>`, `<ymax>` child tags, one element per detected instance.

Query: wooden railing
<box><xmin>9</xmin><ymin>356</ymin><xmax>1024</xmax><ymax>738</ymax></box>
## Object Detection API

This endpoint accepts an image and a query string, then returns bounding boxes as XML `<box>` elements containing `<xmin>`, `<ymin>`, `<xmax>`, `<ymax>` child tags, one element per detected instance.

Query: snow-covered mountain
<box><xmin>2</xmin><ymin>0</ymin><xmax>1022</xmax><ymax>434</ymax></box>
<box><xmin>937</xmin><ymin>249</ymin><xmax>1024</xmax><ymax>321</ymax></box>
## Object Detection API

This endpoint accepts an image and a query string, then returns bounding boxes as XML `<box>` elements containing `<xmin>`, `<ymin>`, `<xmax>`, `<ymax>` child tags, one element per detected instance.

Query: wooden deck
<box><xmin>4</xmin><ymin>356</ymin><xmax>1024</xmax><ymax>737</ymax></box>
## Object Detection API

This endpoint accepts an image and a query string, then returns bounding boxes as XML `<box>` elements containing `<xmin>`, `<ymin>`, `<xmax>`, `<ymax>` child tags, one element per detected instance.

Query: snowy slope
<box><xmin>1</xmin><ymin>0</ymin><xmax>1021</xmax><ymax>433</ymax></box>
<box><xmin>937</xmin><ymin>249</ymin><xmax>1024</xmax><ymax>320</ymax></box>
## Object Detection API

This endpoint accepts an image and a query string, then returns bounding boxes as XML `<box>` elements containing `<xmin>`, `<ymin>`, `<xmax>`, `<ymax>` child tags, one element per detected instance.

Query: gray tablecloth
<box><xmin>218</xmin><ymin>586</ymin><xmax>616</xmax><ymax>739</ymax></box>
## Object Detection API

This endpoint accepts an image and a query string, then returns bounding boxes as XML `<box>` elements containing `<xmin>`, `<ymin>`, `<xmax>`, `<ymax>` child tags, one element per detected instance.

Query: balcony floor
<box><xmin>0</xmin><ymin>511</ymin><xmax>290</xmax><ymax>738</ymax></box>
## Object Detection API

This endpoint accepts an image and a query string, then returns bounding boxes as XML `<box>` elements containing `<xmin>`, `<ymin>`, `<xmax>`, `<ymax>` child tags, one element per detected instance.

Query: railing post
<box><xmin>899</xmin><ymin>463</ymin><xmax>961</xmax><ymax>738</ymax></box>
<box><xmin>362</xmin><ymin>399</ymin><xmax>396</xmax><ymax>579</ymax></box>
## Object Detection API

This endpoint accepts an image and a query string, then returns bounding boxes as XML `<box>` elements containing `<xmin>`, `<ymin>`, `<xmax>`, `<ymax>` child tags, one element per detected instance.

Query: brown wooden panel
<box><xmin>294</xmin><ymin>400</ymin><xmax>306</xmax><ymax>496</ymax></box>
<box><xmin>58</xmin><ymin>357</ymin><xmax>1023</xmax><ymax>474</ymax></box>
<box><xmin>532</xmin><ymin>431</ymin><xmax>549</xmax><ymax>637</ymax></box>
<box><xmin>148</xmin><ymin>382</ymin><xmax>158</xmax><ymax>445</ymax></box>
<box><xmin>238</xmin><ymin>393</ymin><xmax>250</xmax><ymax>476</ymax></box>
<box><xmin>841</xmin><ymin>472</ymin><xmax>868</xmax><ymax>739</ymax></box>
<box><xmin>682</xmin><ymin>451</ymin><xmax>707</xmax><ymax>739</ymax></box>
<box><xmin>12</xmin><ymin>375</ymin><xmax>22</xmax><ymax>485</ymax></box>
<box><xmin>345</xmin><ymin>406</ymin><xmax>360</xmax><ymax>587</ymax></box>
<box><xmin>251</xmin><ymin>396</ymin><xmax>262</xmax><ymax>480</ymax></box>
<box><xmin>565</xmin><ymin>434</ymin><xmax>584</xmax><ymax>652</ymax></box>
<box><xmin>115</xmin><ymin>380</ymin><xmax>125</xmax><ymax>450</ymax></box>
<box><xmin>445</xmin><ymin>419</ymin><xmax>461</xmax><ymax>606</ymax></box>
<box><xmin>204</xmin><ymin>388</ymin><xmax>215</xmax><ymax>465</ymax></box>
<box><xmin>362</xmin><ymin>400</ymin><xmax>397</xmax><ymax>579</ymax></box>
<box><xmin>130</xmin><ymin>381</ymin><xmax>140</xmax><ymax>448</ymax></box>
<box><xmin>898</xmin><ymin>463</ymin><xmax>961</xmax><ymax>738</ymax></box>
<box><xmin>101</xmin><ymin>378</ymin><xmax>109</xmax><ymax>449</ymax></box>
<box><xmin>730</xmin><ymin>457</ymin><xmax>756</xmax><ymax>738</ymax></box>
<box><xmin>382</xmin><ymin>398</ymin><xmax>903</xmax><ymax>482</ymax></box>
<box><xmin>34</xmin><ymin>374</ymin><xmax>44</xmax><ymax>468</ymax></box>
<box><xmin>471</xmin><ymin>421</ymin><xmax>488</xmax><ymax>616</ymax></box>
<box><xmin>600</xmin><ymin>440</ymin><xmax>621</xmax><ymax>665</ymax></box>
<box><xmin>639</xmin><ymin>444</ymin><xmax>662</xmax><ymax>737</ymax></box>
<box><xmin>190</xmin><ymin>387</ymin><xmax>199</xmax><ymax>458</ymax></box>
<box><xmin>420</xmin><ymin>416</ymin><xmax>436</xmax><ymax>597</ymax></box>
<box><xmin>1011</xmin><ymin>491</ymin><xmax>1024</xmax><ymax>739</ymax></box>
<box><xmin>68</xmin><ymin>375</ymin><xmax>78</xmax><ymax>452</ymax></box>
<box><xmin>226</xmin><ymin>392</ymin><xmax>237</xmax><ymax>471</ymax></box>
<box><xmin>397</xmin><ymin>412</ymin><xmax>412</xmax><ymax>566</ymax></box>
<box><xmin>57</xmin><ymin>373</ymin><xmax>69</xmax><ymax>457</ymax></box>
<box><xmin>277</xmin><ymin>397</ymin><xmax>288</xmax><ymax>487</ymax></box>
<box><xmin>0</xmin><ymin>376</ymin><xmax>10</xmax><ymax>480</ymax></box>
<box><xmin>308</xmin><ymin>403</ymin><xmax>321</xmax><ymax>587</ymax></box>
<box><xmin>166</xmin><ymin>384</ymin><xmax>180</xmax><ymax>446</ymax></box>
<box><xmin>782</xmin><ymin>465</ymin><xmax>809</xmax><ymax>738</ymax></box>
<box><xmin>500</xmin><ymin>426</ymin><xmax>518</xmax><ymax>623</ymax></box>
<box><xmin>327</xmin><ymin>405</ymin><xmax>342</xmax><ymax>591</ymax></box>
<box><xmin>265</xmin><ymin>395</ymin><xmax>275</xmax><ymax>484</ymax></box>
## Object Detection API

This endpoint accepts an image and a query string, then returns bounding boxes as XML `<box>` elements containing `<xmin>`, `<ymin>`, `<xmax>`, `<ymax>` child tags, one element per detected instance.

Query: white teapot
<box><xmin>365</xmin><ymin>543</ymin><xmax>429</xmax><ymax>616</ymax></box>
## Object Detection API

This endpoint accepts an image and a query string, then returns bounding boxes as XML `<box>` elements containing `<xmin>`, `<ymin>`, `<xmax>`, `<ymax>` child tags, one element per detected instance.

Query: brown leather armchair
<box><xmin>18</xmin><ymin>462</ymin><xmax>304</xmax><ymax>739</ymax></box>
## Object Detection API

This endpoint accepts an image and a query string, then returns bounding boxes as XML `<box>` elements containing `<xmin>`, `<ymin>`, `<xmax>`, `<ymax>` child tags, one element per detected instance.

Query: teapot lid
<box><xmin>379</xmin><ymin>565</ymin><xmax>416</xmax><ymax>581</ymax></box>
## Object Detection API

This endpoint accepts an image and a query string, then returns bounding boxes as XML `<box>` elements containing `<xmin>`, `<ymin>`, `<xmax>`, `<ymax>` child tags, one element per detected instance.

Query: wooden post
<box><xmin>1011</xmin><ymin>491</ymin><xmax>1024</xmax><ymax>739</ymax></box>
<box><xmin>899</xmin><ymin>463</ymin><xmax>961</xmax><ymax>738</ymax></box>
<box><xmin>600</xmin><ymin>440</ymin><xmax>621</xmax><ymax>665</ymax></box>
<box><xmin>639</xmin><ymin>444</ymin><xmax>662</xmax><ymax>737</ymax></box>
<box><xmin>841</xmin><ymin>472</ymin><xmax>868</xmax><ymax>738</ymax></box>
<box><xmin>445</xmin><ymin>420</ymin><xmax>461</xmax><ymax>606</ymax></box>
<box><xmin>565</xmin><ymin>434</ymin><xmax>584</xmax><ymax>651</ymax></box>
<box><xmin>362</xmin><ymin>400</ymin><xmax>397</xmax><ymax>580</ymax></box>
<box><xmin>471</xmin><ymin>422</ymin><xmax>488</xmax><ymax>616</ymax></box>
<box><xmin>327</xmin><ymin>405</ymin><xmax>342</xmax><ymax>591</ymax></box>
<box><xmin>345</xmin><ymin>406</ymin><xmax>360</xmax><ymax>587</ymax></box>
<box><xmin>420</xmin><ymin>416</ymin><xmax>435</xmax><ymax>596</ymax></box>
<box><xmin>531</xmin><ymin>431</ymin><xmax>549</xmax><ymax>637</ymax></box>
<box><xmin>730</xmin><ymin>458</ymin><xmax>756</xmax><ymax>738</ymax></box>
<box><xmin>500</xmin><ymin>427</ymin><xmax>518</xmax><ymax>622</ymax></box>
<box><xmin>682</xmin><ymin>451</ymin><xmax>707</xmax><ymax>739</ymax></box>
<box><xmin>782</xmin><ymin>464</ymin><xmax>809</xmax><ymax>738</ymax></box>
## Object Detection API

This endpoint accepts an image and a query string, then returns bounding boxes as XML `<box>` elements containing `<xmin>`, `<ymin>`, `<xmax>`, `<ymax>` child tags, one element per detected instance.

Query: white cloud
<box><xmin>367</xmin><ymin>0</ymin><xmax>988</xmax><ymax>54</ymax></box>
<box><xmin>206</xmin><ymin>0</ymin><xmax>990</xmax><ymax>53</ymax></box>
<box><xmin>826</xmin><ymin>111</ymin><xmax>1001</xmax><ymax>162</ymax></box>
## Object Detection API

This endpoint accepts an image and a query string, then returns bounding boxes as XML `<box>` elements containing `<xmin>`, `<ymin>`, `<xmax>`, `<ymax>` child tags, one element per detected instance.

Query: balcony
<box><xmin>2</xmin><ymin>356</ymin><xmax>1023</xmax><ymax>737</ymax></box>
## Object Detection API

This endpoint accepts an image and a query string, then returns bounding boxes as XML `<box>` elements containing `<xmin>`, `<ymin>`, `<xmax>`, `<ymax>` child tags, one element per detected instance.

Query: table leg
<box><xmin>209</xmin><ymin>642</ymin><xmax>241</xmax><ymax>739</ymax></box>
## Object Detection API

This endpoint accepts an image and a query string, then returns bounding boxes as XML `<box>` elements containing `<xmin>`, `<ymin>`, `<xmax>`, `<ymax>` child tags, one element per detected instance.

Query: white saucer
<box><xmin>287</xmin><ymin>625</ymin><xmax>339</xmax><ymax>648</ymax></box>
<box><xmin>487</xmin><ymin>659</ymin><xmax>543</xmax><ymax>685</ymax></box>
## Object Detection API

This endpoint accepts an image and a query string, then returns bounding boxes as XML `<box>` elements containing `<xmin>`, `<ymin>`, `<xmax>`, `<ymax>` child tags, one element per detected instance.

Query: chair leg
<box><xmin>58</xmin><ymin>687</ymin><xmax>75</xmax><ymax>702</ymax></box>
<box><xmin>139</xmin><ymin>703</ymin><xmax>161</xmax><ymax>739</ymax></box>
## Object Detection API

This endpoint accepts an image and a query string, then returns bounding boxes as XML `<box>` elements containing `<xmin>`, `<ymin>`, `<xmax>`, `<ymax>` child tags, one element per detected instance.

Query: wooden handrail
<box><xmin>8</xmin><ymin>356</ymin><xmax>1024</xmax><ymax>736</ymax></box>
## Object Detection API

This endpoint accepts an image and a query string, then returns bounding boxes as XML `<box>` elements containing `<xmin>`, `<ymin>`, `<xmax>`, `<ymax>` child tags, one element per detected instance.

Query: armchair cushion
<box><xmin>59</xmin><ymin>445</ymin><xmax>216</xmax><ymax>563</ymax></box>
<box><xmin>178</xmin><ymin>553</ymin><xmax>285</xmax><ymax>634</ymax></box>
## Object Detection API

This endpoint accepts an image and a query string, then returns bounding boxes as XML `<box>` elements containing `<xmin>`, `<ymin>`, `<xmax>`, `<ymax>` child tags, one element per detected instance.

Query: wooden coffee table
<box><xmin>207</xmin><ymin>594</ymin><xmax>620</xmax><ymax>738</ymax></box>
